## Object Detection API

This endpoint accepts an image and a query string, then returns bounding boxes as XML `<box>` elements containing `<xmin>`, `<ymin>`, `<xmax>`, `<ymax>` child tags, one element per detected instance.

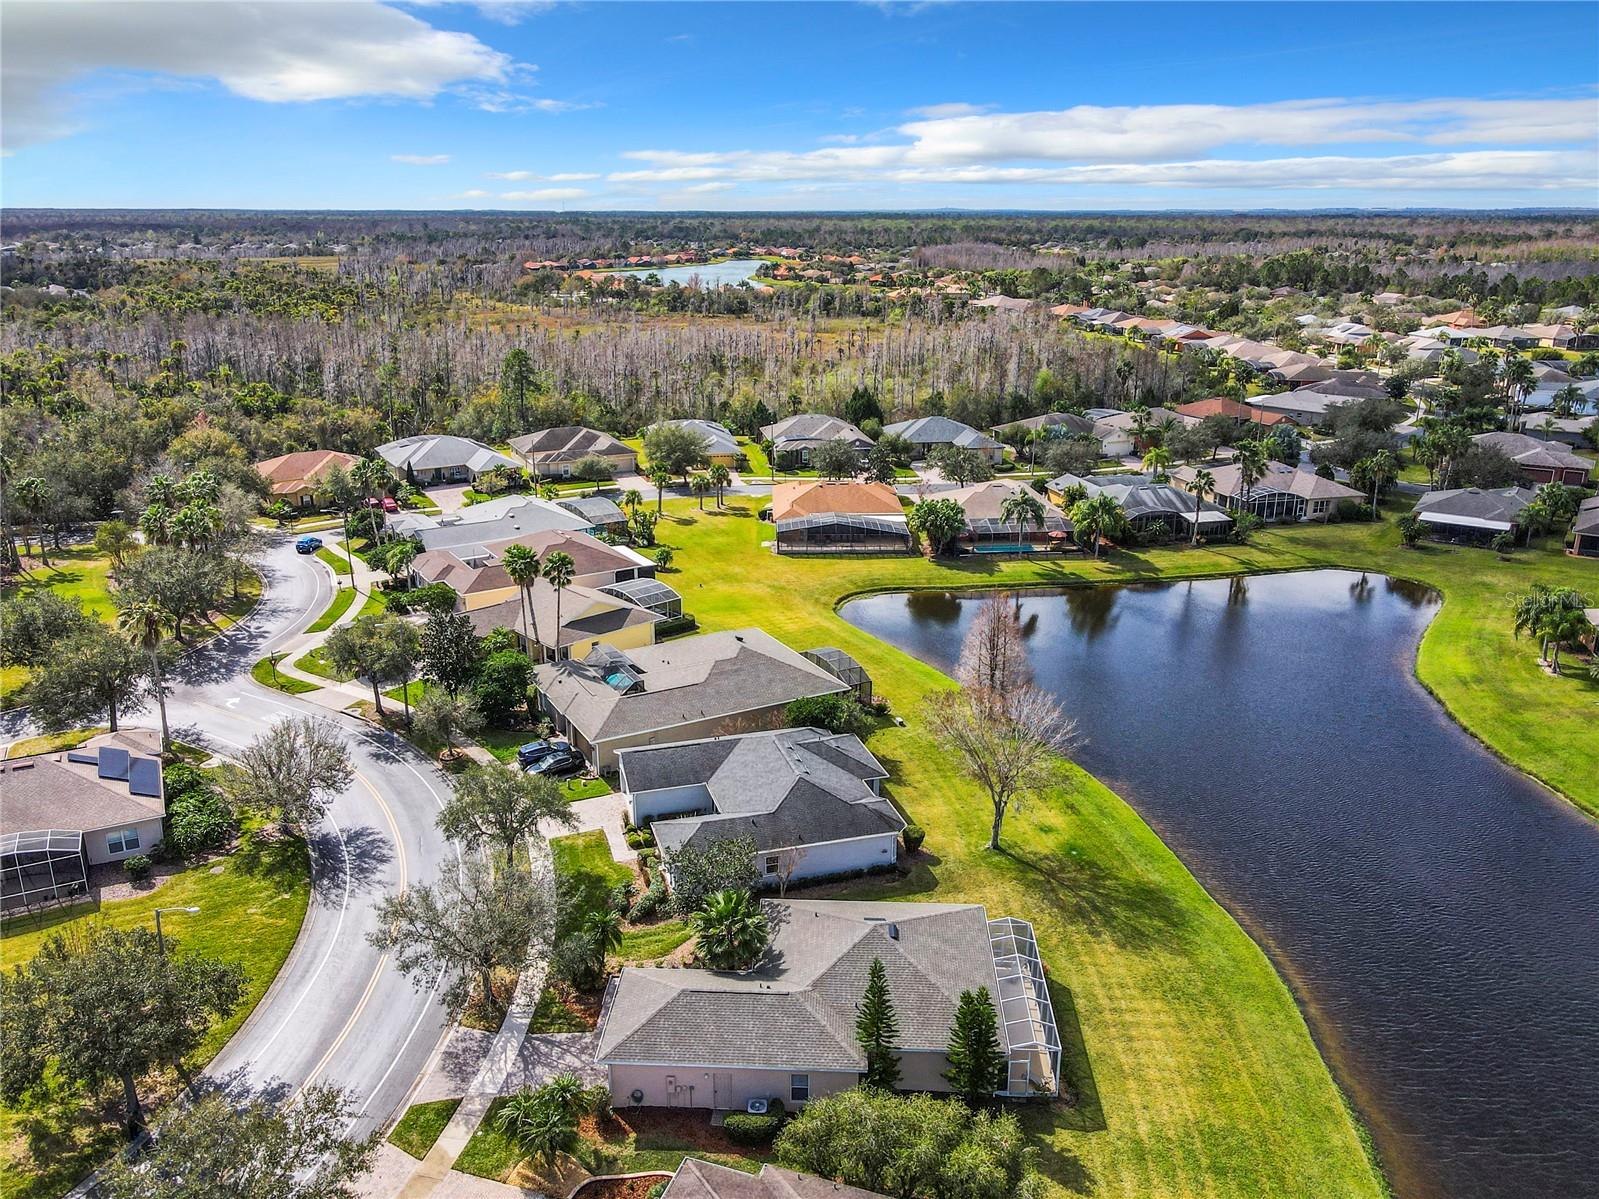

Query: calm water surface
<box><xmin>842</xmin><ymin>571</ymin><xmax>1599</xmax><ymax>1199</ymax></box>
<box><xmin>597</xmin><ymin>258</ymin><xmax>769</xmax><ymax>288</ymax></box>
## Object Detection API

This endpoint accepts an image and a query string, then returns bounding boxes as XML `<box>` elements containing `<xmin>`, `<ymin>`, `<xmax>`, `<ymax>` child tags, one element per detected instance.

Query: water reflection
<box><xmin>905</xmin><ymin>589</ymin><xmax>963</xmax><ymax>626</ymax></box>
<box><xmin>842</xmin><ymin>570</ymin><xmax>1595</xmax><ymax>1199</ymax></box>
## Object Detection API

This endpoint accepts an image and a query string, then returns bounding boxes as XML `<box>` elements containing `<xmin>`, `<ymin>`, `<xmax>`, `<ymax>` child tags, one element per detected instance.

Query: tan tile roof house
<box><xmin>253</xmin><ymin>449</ymin><xmax>360</xmax><ymax>506</ymax></box>
<box><xmin>770</xmin><ymin>480</ymin><xmax>902</xmax><ymax>522</ymax></box>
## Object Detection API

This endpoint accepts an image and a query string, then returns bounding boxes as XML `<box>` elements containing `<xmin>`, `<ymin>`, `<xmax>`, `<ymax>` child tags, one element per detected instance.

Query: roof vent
<box><xmin>887</xmin><ymin>923</ymin><xmax>900</xmax><ymax>940</ymax></box>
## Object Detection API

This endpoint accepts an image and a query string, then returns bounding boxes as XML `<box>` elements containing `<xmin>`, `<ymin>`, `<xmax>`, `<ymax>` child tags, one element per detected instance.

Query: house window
<box><xmin>107</xmin><ymin>828</ymin><xmax>141</xmax><ymax>855</ymax></box>
<box><xmin>790</xmin><ymin>1074</ymin><xmax>810</xmax><ymax>1103</ymax></box>
<box><xmin>764</xmin><ymin>855</ymin><xmax>780</xmax><ymax>875</ymax></box>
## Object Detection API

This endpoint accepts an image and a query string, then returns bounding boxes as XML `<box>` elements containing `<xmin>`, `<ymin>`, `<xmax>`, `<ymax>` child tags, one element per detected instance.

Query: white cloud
<box><xmin>3</xmin><ymin>0</ymin><xmax>512</xmax><ymax>149</ymax></box>
<box><xmin>500</xmin><ymin>187</ymin><xmax>588</xmax><ymax>202</ymax></box>
<box><xmin>606</xmin><ymin>96</ymin><xmax>1598</xmax><ymax>195</ymax></box>
<box><xmin>905</xmin><ymin>102</ymin><xmax>990</xmax><ymax>120</ymax></box>
<box><xmin>486</xmin><ymin>170</ymin><xmax>599</xmax><ymax>181</ymax></box>
<box><xmin>676</xmin><ymin>182</ymin><xmax>735</xmax><ymax>194</ymax></box>
<box><xmin>447</xmin><ymin>188</ymin><xmax>491</xmax><ymax>198</ymax></box>
<box><xmin>392</xmin><ymin>153</ymin><xmax>451</xmax><ymax>166</ymax></box>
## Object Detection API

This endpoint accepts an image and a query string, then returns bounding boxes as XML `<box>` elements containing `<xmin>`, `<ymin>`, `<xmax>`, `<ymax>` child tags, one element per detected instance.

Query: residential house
<box><xmin>534</xmin><ymin>629</ymin><xmax>849</xmax><ymax>771</ymax></box>
<box><xmin>661</xmin><ymin>1160</ymin><xmax>885</xmax><ymax>1199</ymax></box>
<box><xmin>1091</xmin><ymin>408</ymin><xmax>1197</xmax><ymax>457</ymax></box>
<box><xmin>970</xmin><ymin>295</ymin><xmax>1037</xmax><ymax>313</ymax></box>
<box><xmin>1172</xmin><ymin>397</ymin><xmax>1289</xmax><ymax>428</ymax></box>
<box><xmin>375</xmin><ymin>435</ymin><xmax>522</xmax><ymax>486</ymax></box>
<box><xmin>253</xmin><ymin>449</ymin><xmax>361</xmax><ymax>509</ymax></box>
<box><xmin>411</xmin><ymin>528</ymin><xmax>656</xmax><ymax>610</ymax></box>
<box><xmin>1173</xmin><ymin>462</ymin><xmax>1362</xmax><ymax>523</ymax></box>
<box><xmin>760</xmin><ymin>414</ymin><xmax>874</xmax><ymax>469</ymax></box>
<box><xmin>619</xmin><ymin>727</ymin><xmax>902</xmax><ymax>885</ymax></box>
<box><xmin>1471</xmin><ymin>326</ymin><xmax>1541</xmax><ymax>351</ymax></box>
<box><xmin>1523</xmin><ymin>324</ymin><xmax>1599</xmax><ymax>351</ymax></box>
<box><xmin>1412</xmin><ymin>487</ymin><xmax>1536</xmax><ymax>544</ymax></box>
<box><xmin>990</xmin><ymin>411</ymin><xmax>1100</xmax><ymax>443</ymax></box>
<box><xmin>1247</xmin><ymin>389</ymin><xmax>1353</xmax><ymax>425</ymax></box>
<box><xmin>880</xmin><ymin>416</ymin><xmax>1005</xmax><ymax>464</ymax></box>
<box><xmin>0</xmin><ymin>729</ymin><xmax>166</xmax><ymax>908</ymax></box>
<box><xmin>596</xmin><ymin>900</ymin><xmax>1061</xmax><ymax>1111</ymax></box>
<box><xmin>508</xmin><ymin>426</ymin><xmax>638</xmax><ymax>478</ymax></box>
<box><xmin>389</xmin><ymin>494</ymin><xmax>594</xmax><ymax>553</ymax></box>
<box><xmin>466</xmin><ymin>577</ymin><xmax>662</xmax><ymax>661</ymax></box>
<box><xmin>1470</xmin><ymin>432</ymin><xmax>1593</xmax><ymax>488</ymax></box>
<box><xmin>1047</xmin><ymin>472</ymin><xmax>1233</xmax><ymax>539</ymax></box>
<box><xmin>651</xmin><ymin>420</ymin><xmax>741</xmax><ymax>468</ymax></box>
<box><xmin>945</xmin><ymin>479</ymin><xmax>1071</xmax><ymax>551</ymax></box>
<box><xmin>1516</xmin><ymin>414</ymin><xmax>1596</xmax><ymax>449</ymax></box>
<box><xmin>770</xmin><ymin>481</ymin><xmax>910</xmax><ymax>555</ymax></box>
<box><xmin>1570</xmin><ymin>497</ymin><xmax>1599</xmax><ymax>557</ymax></box>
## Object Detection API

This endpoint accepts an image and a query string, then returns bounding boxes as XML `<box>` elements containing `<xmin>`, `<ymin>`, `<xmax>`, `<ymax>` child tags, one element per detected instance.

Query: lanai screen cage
<box><xmin>802</xmin><ymin>647</ymin><xmax>873</xmax><ymax>703</ymax></box>
<box><xmin>965</xmin><ymin>510</ymin><xmax>1070</xmax><ymax>551</ymax></box>
<box><xmin>988</xmin><ymin>917</ymin><xmax>1062</xmax><ymax>1098</ymax></box>
<box><xmin>1</xmin><ymin>830</ymin><xmax>87</xmax><ymax>910</ymax></box>
<box><xmin>775</xmin><ymin>514</ymin><xmax>912</xmax><ymax>555</ymax></box>
<box><xmin>600</xmin><ymin>577</ymin><xmax>683</xmax><ymax>620</ymax></box>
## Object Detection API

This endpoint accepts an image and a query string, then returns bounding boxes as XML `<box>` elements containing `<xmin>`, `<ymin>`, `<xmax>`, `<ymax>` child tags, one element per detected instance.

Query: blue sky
<box><xmin>3</xmin><ymin>1</ymin><xmax>1596</xmax><ymax>211</ymax></box>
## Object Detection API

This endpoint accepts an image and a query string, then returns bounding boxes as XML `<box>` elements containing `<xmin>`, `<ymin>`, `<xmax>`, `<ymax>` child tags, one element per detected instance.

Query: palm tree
<box><xmin>1512</xmin><ymin>584</ymin><xmax>1588</xmax><ymax>662</ymax></box>
<box><xmin>493</xmin><ymin>1090</ymin><xmax>579</xmax><ymax>1169</ymax></box>
<box><xmin>621</xmin><ymin>488</ymin><xmax>643</xmax><ymax>516</ymax></box>
<box><xmin>706</xmin><ymin>462</ymin><xmax>731</xmax><ymax>507</ymax></box>
<box><xmin>1234</xmin><ymin>439</ymin><xmax>1268</xmax><ymax>517</ymax></box>
<box><xmin>117</xmin><ymin>598</ymin><xmax>173</xmax><ymax>752</ymax></box>
<box><xmin>1141</xmin><ymin>446</ymin><xmax>1173</xmax><ymax>481</ymax></box>
<box><xmin>650</xmin><ymin>469</ymin><xmax>672</xmax><ymax>514</ymax></box>
<box><xmin>690</xmin><ymin>889</ymin><xmax>770</xmax><ymax>971</ymax></box>
<box><xmin>139</xmin><ymin>503</ymin><xmax>173</xmax><ymax>548</ymax></box>
<box><xmin>1365</xmin><ymin>449</ymin><xmax>1398</xmax><ymax>512</ymax></box>
<box><xmin>580</xmin><ymin>909</ymin><xmax>623</xmax><ymax>982</ymax></box>
<box><xmin>1539</xmin><ymin>607</ymin><xmax>1594</xmax><ymax>675</ymax></box>
<box><xmin>12</xmin><ymin>476</ymin><xmax>49</xmax><ymax>566</ymax></box>
<box><xmin>1069</xmin><ymin>493</ymin><xmax>1129</xmax><ymax>559</ymax></box>
<box><xmin>999</xmin><ymin>489</ymin><xmax>1047</xmax><ymax>545</ymax></box>
<box><xmin>1189</xmin><ymin>468</ymin><xmax>1216</xmax><ymax>546</ymax></box>
<box><xmin>1501</xmin><ymin>353</ymin><xmax>1534</xmax><ymax>429</ymax></box>
<box><xmin>350</xmin><ymin>456</ymin><xmax>392</xmax><ymax>540</ymax></box>
<box><xmin>541</xmin><ymin>551</ymin><xmax>576</xmax><ymax>659</ymax></box>
<box><xmin>1533</xmin><ymin>482</ymin><xmax>1578</xmax><ymax>539</ymax></box>
<box><xmin>689</xmin><ymin>472</ymin><xmax>711</xmax><ymax>510</ymax></box>
<box><xmin>502</xmin><ymin>544</ymin><xmax>541</xmax><ymax>651</ymax></box>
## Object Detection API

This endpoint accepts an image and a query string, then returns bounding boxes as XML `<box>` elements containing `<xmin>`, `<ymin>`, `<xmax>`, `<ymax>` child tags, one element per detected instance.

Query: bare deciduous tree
<box><xmin>926</xmin><ymin>597</ymin><xmax>1079</xmax><ymax>851</ymax></box>
<box><xmin>228</xmin><ymin>716</ymin><xmax>354</xmax><ymax>833</ymax></box>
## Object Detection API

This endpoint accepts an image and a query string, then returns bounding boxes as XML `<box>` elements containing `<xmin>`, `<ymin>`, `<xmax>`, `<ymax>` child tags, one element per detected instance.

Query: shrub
<box><xmin>664</xmin><ymin>836</ymin><xmax>757</xmax><ymax>917</ymax></box>
<box><xmin>167</xmin><ymin>781</ymin><xmax>234</xmax><ymax>859</ymax></box>
<box><xmin>785</xmin><ymin>693</ymin><xmax>869</xmax><ymax>737</ymax></box>
<box><xmin>386</xmin><ymin>582</ymin><xmax>458</xmax><ymax>615</ymax></box>
<box><xmin>572</xmin><ymin>454</ymin><xmax>616</xmax><ymax>482</ymax></box>
<box><xmin>724</xmin><ymin>1112</ymin><xmax>783</xmax><ymax>1144</ymax></box>
<box><xmin>608</xmin><ymin>879</ymin><xmax>637</xmax><ymax>916</ymax></box>
<box><xmin>1334</xmin><ymin>499</ymin><xmax>1366</xmax><ymax>522</ymax></box>
<box><xmin>472</xmin><ymin>650</ymin><xmax>533</xmax><ymax>723</ymax></box>
<box><xmin>627</xmin><ymin>878</ymin><xmax>667</xmax><ymax>922</ymax></box>
<box><xmin>646</xmin><ymin>1183</ymin><xmax>668</xmax><ymax>1199</ymax></box>
<box><xmin>901</xmin><ymin>824</ymin><xmax>925</xmax><ymax>853</ymax></box>
<box><xmin>124</xmin><ymin>855</ymin><xmax>153</xmax><ymax>881</ymax></box>
<box><xmin>653</xmin><ymin>546</ymin><xmax>674</xmax><ymax>570</ymax></box>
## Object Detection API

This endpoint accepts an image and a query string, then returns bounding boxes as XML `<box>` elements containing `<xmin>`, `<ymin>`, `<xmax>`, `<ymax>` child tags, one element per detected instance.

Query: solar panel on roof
<box><xmin>97</xmin><ymin>747</ymin><xmax>130</xmax><ymax>780</ymax></box>
<box><xmin>128</xmin><ymin>757</ymin><xmax>162</xmax><ymax>798</ymax></box>
<box><xmin>66</xmin><ymin>750</ymin><xmax>99</xmax><ymax>765</ymax></box>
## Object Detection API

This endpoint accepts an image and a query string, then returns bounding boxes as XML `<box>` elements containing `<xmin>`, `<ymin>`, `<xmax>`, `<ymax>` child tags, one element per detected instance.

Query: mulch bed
<box><xmin>550</xmin><ymin>982</ymin><xmax>604</xmax><ymax>1029</ymax></box>
<box><xmin>590</xmin><ymin>1107</ymin><xmax>774</xmax><ymax>1161</ymax></box>
<box><xmin>570</xmin><ymin>1175</ymin><xmax>671</xmax><ymax>1199</ymax></box>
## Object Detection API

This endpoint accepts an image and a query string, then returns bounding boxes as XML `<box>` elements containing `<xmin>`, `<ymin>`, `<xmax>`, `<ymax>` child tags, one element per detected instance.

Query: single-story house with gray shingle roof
<box><xmin>619</xmin><ymin>727</ymin><xmax>901</xmax><ymax>885</ymax></box>
<box><xmin>649</xmin><ymin>419</ymin><xmax>740</xmax><ymax>466</ymax></box>
<box><xmin>390</xmin><ymin>494</ymin><xmax>593</xmax><ymax>553</ymax></box>
<box><xmin>1047</xmin><ymin>472</ymin><xmax>1233</xmax><ymax>539</ymax></box>
<box><xmin>1413</xmin><ymin>486</ymin><xmax>1536</xmax><ymax>545</ymax></box>
<box><xmin>990</xmin><ymin>411</ymin><xmax>1099</xmax><ymax>443</ymax></box>
<box><xmin>375</xmin><ymin>435</ymin><xmax>522</xmax><ymax>486</ymax></box>
<box><xmin>880</xmin><ymin>416</ymin><xmax>1005</xmax><ymax>464</ymax></box>
<box><xmin>1570</xmin><ymin>496</ymin><xmax>1599</xmax><ymax>558</ymax></box>
<box><xmin>1172</xmin><ymin>462</ymin><xmax>1362</xmax><ymax>523</ymax></box>
<box><xmin>760</xmin><ymin>414</ymin><xmax>874</xmax><ymax>467</ymax></box>
<box><xmin>534</xmin><ymin>629</ymin><xmax>848</xmax><ymax>772</ymax></box>
<box><xmin>597</xmin><ymin>899</ymin><xmax>1061</xmax><ymax>1112</ymax></box>
<box><xmin>1470</xmin><ymin>432</ymin><xmax>1593</xmax><ymax>488</ymax></box>
<box><xmin>661</xmin><ymin>1160</ymin><xmax>886</xmax><ymax>1199</ymax></box>
<box><xmin>508</xmin><ymin>425</ymin><xmax>637</xmax><ymax>478</ymax></box>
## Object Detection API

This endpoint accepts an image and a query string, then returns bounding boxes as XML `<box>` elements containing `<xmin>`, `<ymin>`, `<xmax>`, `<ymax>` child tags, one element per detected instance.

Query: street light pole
<box><xmin>153</xmin><ymin>905</ymin><xmax>200</xmax><ymax>958</ymax></box>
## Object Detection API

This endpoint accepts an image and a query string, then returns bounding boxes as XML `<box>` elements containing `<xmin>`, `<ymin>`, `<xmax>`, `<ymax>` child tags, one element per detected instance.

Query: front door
<box><xmin>712</xmin><ymin>1073</ymin><xmax>735</xmax><ymax>1110</ymax></box>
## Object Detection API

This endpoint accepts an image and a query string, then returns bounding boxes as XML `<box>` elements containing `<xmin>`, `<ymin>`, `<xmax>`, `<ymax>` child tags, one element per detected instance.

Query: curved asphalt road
<box><xmin>7</xmin><ymin>538</ymin><xmax>461</xmax><ymax>1142</ymax></box>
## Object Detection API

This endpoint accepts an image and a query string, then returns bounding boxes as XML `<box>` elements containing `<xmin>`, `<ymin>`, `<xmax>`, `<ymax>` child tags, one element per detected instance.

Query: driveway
<box><xmin>425</xmin><ymin>485</ymin><xmax>472</xmax><ymax>514</ymax></box>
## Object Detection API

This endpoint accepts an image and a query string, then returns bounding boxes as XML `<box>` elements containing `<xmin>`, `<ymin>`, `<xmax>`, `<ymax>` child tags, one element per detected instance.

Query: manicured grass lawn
<box><xmin>251</xmin><ymin>656</ymin><xmax>321</xmax><ymax>694</ymax></box>
<box><xmin>453</xmin><ymin>1098</ymin><xmax>523</xmax><ymax>1180</ymax></box>
<box><xmin>292</xmin><ymin>645</ymin><xmax>352</xmax><ymax>681</ymax></box>
<box><xmin>619</xmin><ymin>920</ymin><xmax>691</xmax><ymax>962</ymax></box>
<box><xmin>551</xmin><ymin>831</ymin><xmax>631</xmax><ymax>943</ymax></box>
<box><xmin>737</xmin><ymin>436</ymin><xmax>771</xmax><ymax>477</ymax></box>
<box><xmin>0</xmin><ymin>821</ymin><xmax>311</xmax><ymax>1199</ymax></box>
<box><xmin>528</xmin><ymin>985</ymin><xmax>592</xmax><ymax>1033</ymax></box>
<box><xmin>356</xmin><ymin>591</ymin><xmax>387</xmax><ymax>619</ymax></box>
<box><xmin>315</xmin><ymin>546</ymin><xmax>352</xmax><ymax>575</ymax></box>
<box><xmin>5</xmin><ymin>727</ymin><xmax>108</xmax><ymax>758</ymax></box>
<box><xmin>476</xmin><ymin>725</ymin><xmax>540</xmax><ymax>763</ymax></box>
<box><xmin>303</xmin><ymin>584</ymin><xmax>357</xmax><ymax>632</ymax></box>
<box><xmin>387</xmin><ymin>1098</ymin><xmax>461</xmax><ymax>1160</ymax></box>
<box><xmin>561</xmin><ymin>776</ymin><xmax>612</xmax><ymax>801</ymax></box>
<box><xmin>630</xmin><ymin>495</ymin><xmax>1599</xmax><ymax>1199</ymax></box>
<box><xmin>383</xmin><ymin>679</ymin><xmax>430</xmax><ymax>707</ymax></box>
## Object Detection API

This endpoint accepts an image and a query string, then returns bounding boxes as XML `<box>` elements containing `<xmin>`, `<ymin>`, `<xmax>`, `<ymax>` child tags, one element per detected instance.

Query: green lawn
<box><xmin>0</xmin><ymin>821</ymin><xmax>311</xmax><ymax>1199</ymax></box>
<box><xmin>388</xmin><ymin>1098</ymin><xmax>461</xmax><ymax>1160</ymax></box>
<box><xmin>527</xmin><ymin>985</ymin><xmax>593</xmax><ymax>1034</ymax></box>
<box><xmin>452</xmin><ymin>1098</ymin><xmax>524</xmax><ymax>1180</ymax></box>
<box><xmin>737</xmin><ymin>436</ymin><xmax>772</xmax><ymax>477</ymax></box>
<box><xmin>551</xmin><ymin>831</ymin><xmax>631</xmax><ymax>944</ymax></box>
<box><xmin>619</xmin><ymin>919</ymin><xmax>691</xmax><ymax>962</ymax></box>
<box><xmin>315</xmin><ymin>546</ymin><xmax>352</xmax><ymax>575</ymax></box>
<box><xmin>383</xmin><ymin>679</ymin><xmax>430</xmax><ymax>707</ymax></box>
<box><xmin>355</xmin><ymin>591</ymin><xmax>387</xmax><ymax>619</ymax></box>
<box><xmin>251</xmin><ymin>656</ymin><xmax>321</xmax><ymax>694</ymax></box>
<box><xmin>303</xmin><ymin>584</ymin><xmax>357</xmax><ymax>632</ymax></box>
<box><xmin>292</xmin><ymin>645</ymin><xmax>352</xmax><ymax>681</ymax></box>
<box><xmin>561</xmin><ymin>776</ymin><xmax>612</xmax><ymax>801</ymax></box>
<box><xmin>624</xmin><ymin>494</ymin><xmax>1599</xmax><ymax>1199</ymax></box>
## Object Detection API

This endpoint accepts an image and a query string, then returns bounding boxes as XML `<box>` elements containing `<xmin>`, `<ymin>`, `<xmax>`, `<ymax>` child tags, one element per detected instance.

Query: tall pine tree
<box><xmin>943</xmin><ymin>986</ymin><xmax>1007</xmax><ymax>1104</ymax></box>
<box><xmin>855</xmin><ymin>956</ymin><xmax>901</xmax><ymax>1090</ymax></box>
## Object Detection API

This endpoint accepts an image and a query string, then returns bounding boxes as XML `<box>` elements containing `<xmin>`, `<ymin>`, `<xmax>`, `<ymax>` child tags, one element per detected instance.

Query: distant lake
<box><xmin>597</xmin><ymin>258</ymin><xmax>769</xmax><ymax>288</ymax></box>
<box><xmin>841</xmin><ymin>571</ymin><xmax>1599</xmax><ymax>1199</ymax></box>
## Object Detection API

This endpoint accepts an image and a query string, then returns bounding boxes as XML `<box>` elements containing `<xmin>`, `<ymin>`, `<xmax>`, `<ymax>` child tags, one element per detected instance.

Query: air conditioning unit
<box><xmin>746</xmin><ymin>1098</ymin><xmax>769</xmax><ymax>1115</ymax></box>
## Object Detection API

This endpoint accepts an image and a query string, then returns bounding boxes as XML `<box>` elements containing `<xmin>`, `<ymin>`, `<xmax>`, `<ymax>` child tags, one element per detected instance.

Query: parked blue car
<box><xmin>295</xmin><ymin>535</ymin><xmax>323</xmax><ymax>554</ymax></box>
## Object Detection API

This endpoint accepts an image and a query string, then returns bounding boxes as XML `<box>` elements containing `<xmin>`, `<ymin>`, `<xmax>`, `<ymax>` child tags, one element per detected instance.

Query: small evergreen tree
<box><xmin>856</xmin><ymin>957</ymin><xmax>901</xmax><ymax>1090</ymax></box>
<box><xmin>944</xmin><ymin>987</ymin><xmax>1007</xmax><ymax>1103</ymax></box>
